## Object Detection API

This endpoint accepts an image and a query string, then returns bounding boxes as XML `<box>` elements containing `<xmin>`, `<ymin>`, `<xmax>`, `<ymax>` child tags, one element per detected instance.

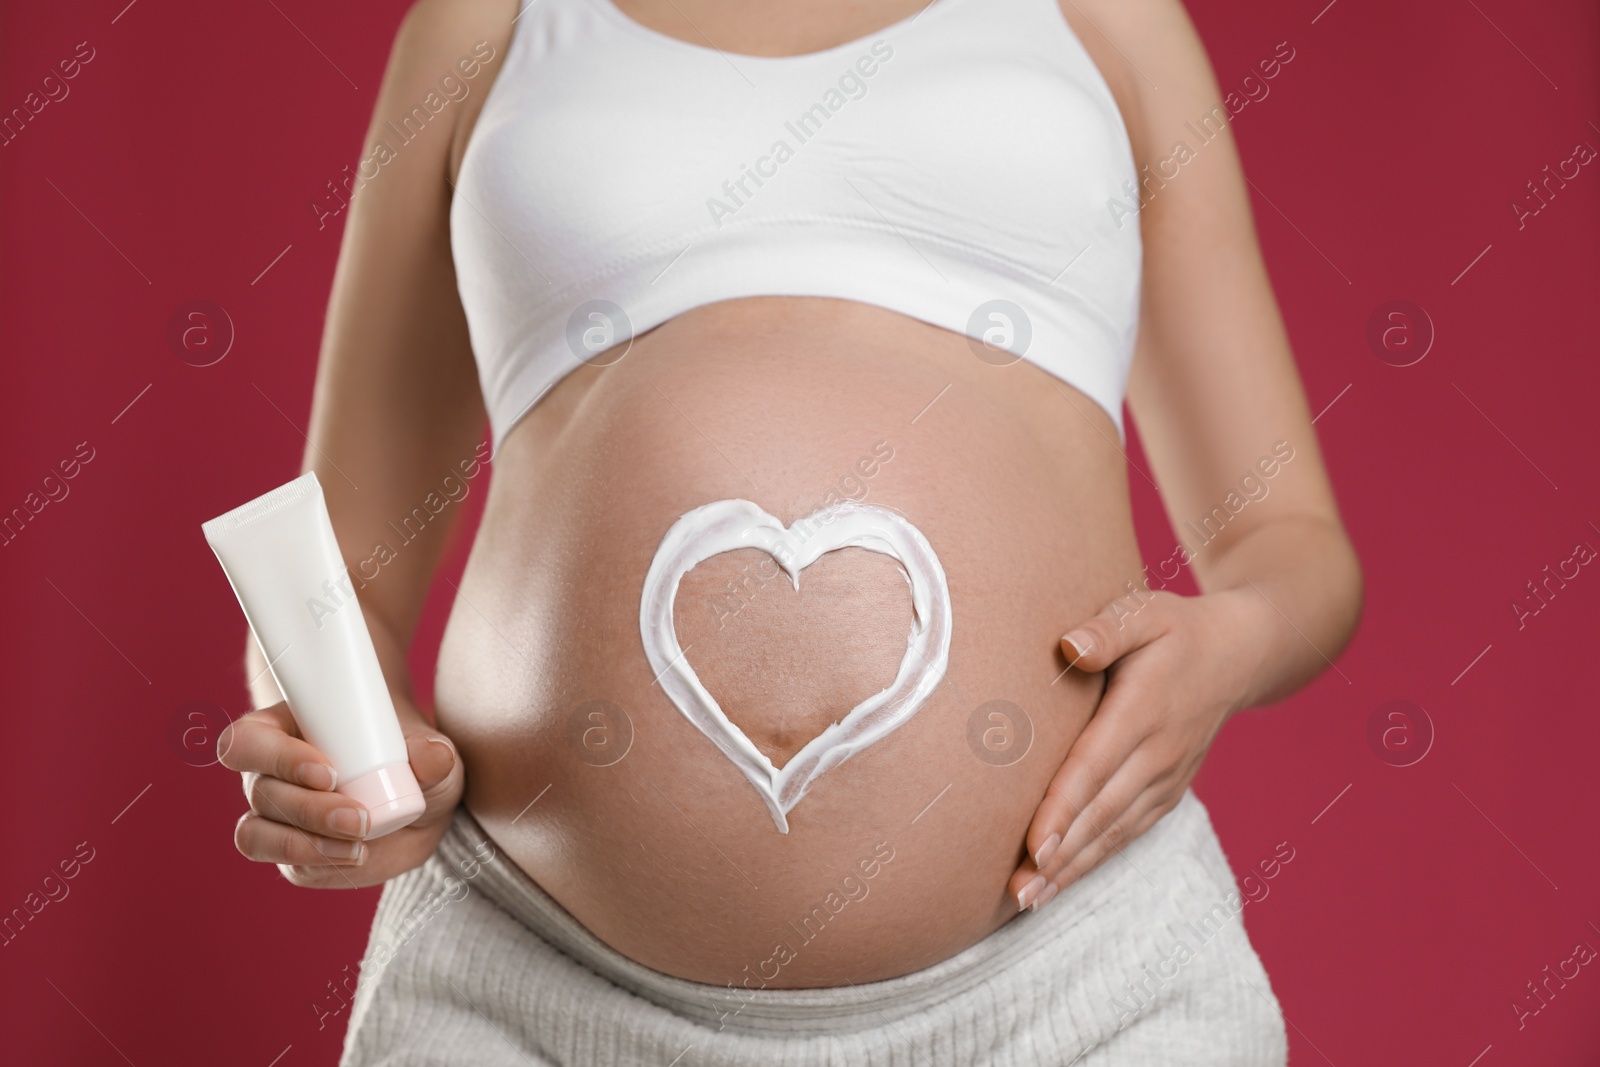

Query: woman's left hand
<box><xmin>1010</xmin><ymin>587</ymin><xmax>1266</xmax><ymax>912</ymax></box>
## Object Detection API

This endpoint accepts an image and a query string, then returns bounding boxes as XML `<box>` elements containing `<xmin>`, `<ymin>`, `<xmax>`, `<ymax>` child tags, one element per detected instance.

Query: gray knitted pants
<box><xmin>340</xmin><ymin>790</ymin><xmax>1288</xmax><ymax>1065</ymax></box>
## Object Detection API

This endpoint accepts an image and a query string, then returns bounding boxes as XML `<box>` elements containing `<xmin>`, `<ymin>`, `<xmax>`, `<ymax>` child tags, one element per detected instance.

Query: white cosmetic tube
<box><xmin>202</xmin><ymin>472</ymin><xmax>424</xmax><ymax>839</ymax></box>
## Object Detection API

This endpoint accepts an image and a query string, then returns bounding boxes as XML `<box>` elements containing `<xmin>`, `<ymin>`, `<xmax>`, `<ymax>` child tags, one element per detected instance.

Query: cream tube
<box><xmin>202</xmin><ymin>472</ymin><xmax>424</xmax><ymax>839</ymax></box>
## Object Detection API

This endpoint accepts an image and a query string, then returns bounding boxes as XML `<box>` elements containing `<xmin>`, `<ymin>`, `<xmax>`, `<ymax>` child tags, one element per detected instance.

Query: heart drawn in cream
<box><xmin>640</xmin><ymin>499</ymin><xmax>952</xmax><ymax>833</ymax></box>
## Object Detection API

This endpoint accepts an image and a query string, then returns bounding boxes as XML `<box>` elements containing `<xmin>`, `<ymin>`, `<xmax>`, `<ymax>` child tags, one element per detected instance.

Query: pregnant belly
<box><xmin>435</xmin><ymin>298</ymin><xmax>1142</xmax><ymax>987</ymax></box>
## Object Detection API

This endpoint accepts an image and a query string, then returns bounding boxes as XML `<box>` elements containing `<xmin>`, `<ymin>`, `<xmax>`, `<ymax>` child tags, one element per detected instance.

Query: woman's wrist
<box><xmin>1197</xmin><ymin>584</ymin><xmax>1285</xmax><ymax>718</ymax></box>
<box><xmin>1192</xmin><ymin>513</ymin><xmax>1363</xmax><ymax>712</ymax></box>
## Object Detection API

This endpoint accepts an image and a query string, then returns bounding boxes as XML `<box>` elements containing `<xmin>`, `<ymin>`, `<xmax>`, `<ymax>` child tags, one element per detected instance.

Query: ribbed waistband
<box><xmin>436</xmin><ymin>789</ymin><xmax>1221</xmax><ymax>1033</ymax></box>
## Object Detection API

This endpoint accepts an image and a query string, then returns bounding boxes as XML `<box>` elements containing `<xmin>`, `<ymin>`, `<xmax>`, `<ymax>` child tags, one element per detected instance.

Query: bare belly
<box><xmin>435</xmin><ymin>297</ymin><xmax>1141</xmax><ymax>987</ymax></box>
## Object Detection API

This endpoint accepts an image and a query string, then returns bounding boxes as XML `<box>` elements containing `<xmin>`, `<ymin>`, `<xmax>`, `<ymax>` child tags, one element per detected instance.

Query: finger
<box><xmin>234</xmin><ymin>812</ymin><xmax>368</xmax><ymax>868</ymax></box>
<box><xmin>1039</xmin><ymin>746</ymin><xmax>1169</xmax><ymax>884</ymax></box>
<box><xmin>1011</xmin><ymin>746</ymin><xmax>1160</xmax><ymax>910</ymax></box>
<box><xmin>1060</xmin><ymin>590</ymin><xmax>1175</xmax><ymax>674</ymax></box>
<box><xmin>277</xmin><ymin>862</ymin><xmax>373</xmax><ymax>890</ymax></box>
<box><xmin>217</xmin><ymin>704</ymin><xmax>338</xmax><ymax>791</ymax></box>
<box><xmin>1034</xmin><ymin>793</ymin><xmax>1176</xmax><ymax>910</ymax></box>
<box><xmin>219</xmin><ymin>702</ymin><xmax>300</xmax><ymax>750</ymax></box>
<box><xmin>398</xmin><ymin>731</ymin><xmax>464</xmax><ymax>832</ymax></box>
<box><xmin>406</xmin><ymin>731</ymin><xmax>459</xmax><ymax>796</ymax></box>
<box><xmin>1025</xmin><ymin>693</ymin><xmax>1157</xmax><ymax>870</ymax></box>
<box><xmin>248</xmin><ymin>775</ymin><xmax>371</xmax><ymax>840</ymax></box>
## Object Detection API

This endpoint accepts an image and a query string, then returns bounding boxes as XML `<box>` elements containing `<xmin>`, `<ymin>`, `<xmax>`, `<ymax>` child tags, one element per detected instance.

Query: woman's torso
<box><xmin>434</xmin><ymin>0</ymin><xmax>1144</xmax><ymax>988</ymax></box>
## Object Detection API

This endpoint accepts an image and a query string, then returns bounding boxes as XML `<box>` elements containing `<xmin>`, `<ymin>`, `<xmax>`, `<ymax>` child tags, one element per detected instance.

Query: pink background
<box><xmin>3</xmin><ymin>0</ymin><xmax>1596</xmax><ymax>1062</ymax></box>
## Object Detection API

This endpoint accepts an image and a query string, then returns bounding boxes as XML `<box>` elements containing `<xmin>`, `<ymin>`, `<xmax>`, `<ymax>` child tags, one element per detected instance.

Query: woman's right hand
<box><xmin>217</xmin><ymin>701</ymin><xmax>464</xmax><ymax>888</ymax></box>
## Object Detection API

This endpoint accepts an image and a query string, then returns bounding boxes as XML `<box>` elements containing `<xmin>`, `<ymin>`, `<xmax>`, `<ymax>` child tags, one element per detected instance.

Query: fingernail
<box><xmin>317</xmin><ymin>837</ymin><xmax>365</xmax><ymax>862</ymax></box>
<box><xmin>297</xmin><ymin>763</ymin><xmax>338</xmax><ymax>791</ymax></box>
<box><xmin>1033</xmin><ymin>833</ymin><xmax>1061</xmax><ymax>868</ymax></box>
<box><xmin>1062</xmin><ymin>631</ymin><xmax>1094</xmax><ymax>661</ymax></box>
<box><xmin>1030</xmin><ymin>882</ymin><xmax>1060</xmax><ymax>912</ymax></box>
<box><xmin>1016</xmin><ymin>874</ymin><xmax>1046</xmax><ymax>911</ymax></box>
<box><xmin>328</xmin><ymin>807</ymin><xmax>369</xmax><ymax>838</ymax></box>
<box><xmin>427</xmin><ymin>737</ymin><xmax>456</xmax><ymax>768</ymax></box>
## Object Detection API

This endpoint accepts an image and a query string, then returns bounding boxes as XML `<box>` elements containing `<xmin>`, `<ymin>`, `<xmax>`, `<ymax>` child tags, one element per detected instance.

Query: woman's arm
<box><xmin>1112</xmin><ymin>0</ymin><xmax>1361</xmax><ymax>701</ymax></box>
<box><xmin>1013</xmin><ymin>0</ymin><xmax>1362</xmax><ymax>910</ymax></box>
<box><xmin>221</xmin><ymin>0</ymin><xmax>517</xmax><ymax>888</ymax></box>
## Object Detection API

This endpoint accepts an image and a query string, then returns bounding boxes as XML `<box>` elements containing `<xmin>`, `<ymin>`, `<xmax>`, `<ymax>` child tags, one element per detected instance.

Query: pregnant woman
<box><xmin>218</xmin><ymin>0</ymin><xmax>1361</xmax><ymax>1062</ymax></box>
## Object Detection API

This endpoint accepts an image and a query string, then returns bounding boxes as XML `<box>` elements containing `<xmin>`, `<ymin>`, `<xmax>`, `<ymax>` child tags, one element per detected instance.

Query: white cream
<box><xmin>202</xmin><ymin>472</ymin><xmax>424</xmax><ymax>839</ymax></box>
<box><xmin>640</xmin><ymin>498</ymin><xmax>952</xmax><ymax>833</ymax></box>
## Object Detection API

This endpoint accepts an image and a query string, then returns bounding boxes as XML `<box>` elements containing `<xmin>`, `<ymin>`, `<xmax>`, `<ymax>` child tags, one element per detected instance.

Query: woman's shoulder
<box><xmin>394</xmin><ymin>0</ymin><xmax>519</xmax><ymax>47</ymax></box>
<box><xmin>377</xmin><ymin>0</ymin><xmax>521</xmax><ymax>186</ymax></box>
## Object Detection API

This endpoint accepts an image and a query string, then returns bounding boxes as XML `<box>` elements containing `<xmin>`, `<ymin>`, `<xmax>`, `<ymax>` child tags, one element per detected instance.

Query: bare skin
<box><xmin>217</xmin><ymin>0</ymin><xmax>1361</xmax><ymax>986</ymax></box>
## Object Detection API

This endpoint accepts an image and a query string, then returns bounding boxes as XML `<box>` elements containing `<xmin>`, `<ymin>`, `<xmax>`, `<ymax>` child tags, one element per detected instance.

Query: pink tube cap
<box><xmin>339</xmin><ymin>762</ymin><xmax>425</xmax><ymax>839</ymax></box>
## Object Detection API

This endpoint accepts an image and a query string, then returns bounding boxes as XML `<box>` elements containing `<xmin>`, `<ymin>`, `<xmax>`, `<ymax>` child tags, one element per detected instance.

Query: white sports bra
<box><xmin>451</xmin><ymin>0</ymin><xmax>1143</xmax><ymax>449</ymax></box>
